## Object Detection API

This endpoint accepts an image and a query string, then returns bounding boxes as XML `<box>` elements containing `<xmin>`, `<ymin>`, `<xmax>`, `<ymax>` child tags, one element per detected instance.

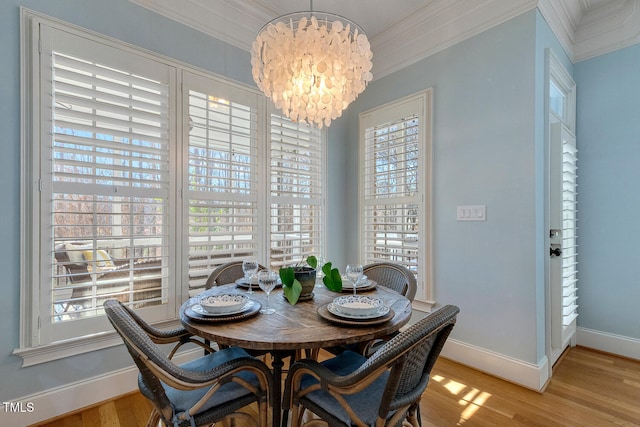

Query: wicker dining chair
<box><xmin>363</xmin><ymin>262</ymin><xmax>417</xmax><ymax>302</ymax></box>
<box><xmin>114</xmin><ymin>298</ymin><xmax>215</xmax><ymax>359</ymax></box>
<box><xmin>326</xmin><ymin>262</ymin><xmax>418</xmax><ymax>357</ymax></box>
<box><xmin>205</xmin><ymin>261</ymin><xmax>267</xmax><ymax>289</ymax></box>
<box><xmin>283</xmin><ymin>304</ymin><xmax>460</xmax><ymax>427</ymax></box>
<box><xmin>104</xmin><ymin>299</ymin><xmax>273</xmax><ymax>427</ymax></box>
<box><xmin>203</xmin><ymin>260</ymin><xmax>271</xmax><ymax>355</ymax></box>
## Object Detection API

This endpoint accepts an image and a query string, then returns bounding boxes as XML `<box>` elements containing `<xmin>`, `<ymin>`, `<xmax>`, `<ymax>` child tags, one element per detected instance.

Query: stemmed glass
<box><xmin>315</xmin><ymin>256</ymin><xmax>325</xmax><ymax>288</ymax></box>
<box><xmin>242</xmin><ymin>259</ymin><xmax>259</xmax><ymax>295</ymax></box>
<box><xmin>345</xmin><ymin>264</ymin><xmax>363</xmax><ymax>296</ymax></box>
<box><xmin>257</xmin><ymin>270</ymin><xmax>278</xmax><ymax>314</ymax></box>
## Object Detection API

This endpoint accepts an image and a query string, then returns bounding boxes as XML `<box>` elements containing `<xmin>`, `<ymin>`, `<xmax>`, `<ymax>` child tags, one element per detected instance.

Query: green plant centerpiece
<box><xmin>279</xmin><ymin>255</ymin><xmax>343</xmax><ymax>305</ymax></box>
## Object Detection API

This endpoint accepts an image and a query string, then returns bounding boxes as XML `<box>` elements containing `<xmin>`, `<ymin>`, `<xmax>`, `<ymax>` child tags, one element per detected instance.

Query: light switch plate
<box><xmin>457</xmin><ymin>205</ymin><xmax>486</xmax><ymax>221</ymax></box>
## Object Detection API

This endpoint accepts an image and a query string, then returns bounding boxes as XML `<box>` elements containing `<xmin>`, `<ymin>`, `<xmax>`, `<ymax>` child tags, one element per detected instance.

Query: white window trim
<box><xmin>17</xmin><ymin>9</ymin><xmax>327</xmax><ymax>365</ymax></box>
<box><xmin>548</xmin><ymin>51</ymin><xmax>576</xmax><ymax>133</ymax></box>
<box><xmin>358</xmin><ymin>89</ymin><xmax>435</xmax><ymax>311</ymax></box>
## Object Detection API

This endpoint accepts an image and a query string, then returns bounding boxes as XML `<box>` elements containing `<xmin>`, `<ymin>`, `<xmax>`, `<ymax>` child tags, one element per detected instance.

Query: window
<box><xmin>359</xmin><ymin>91</ymin><xmax>432</xmax><ymax>307</ymax></box>
<box><xmin>20</xmin><ymin>12</ymin><xmax>326</xmax><ymax>362</ymax></box>
<box><xmin>182</xmin><ymin>73</ymin><xmax>325</xmax><ymax>295</ymax></box>
<box><xmin>269</xmin><ymin>114</ymin><xmax>324</xmax><ymax>268</ymax></box>
<box><xmin>31</xmin><ymin>24</ymin><xmax>175</xmax><ymax>345</ymax></box>
<box><xmin>184</xmin><ymin>72</ymin><xmax>261</xmax><ymax>295</ymax></box>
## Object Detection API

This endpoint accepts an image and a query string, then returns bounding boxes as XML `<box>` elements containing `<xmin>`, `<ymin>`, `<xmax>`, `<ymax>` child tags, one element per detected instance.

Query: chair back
<box><xmin>105</xmin><ymin>299</ymin><xmax>273</xmax><ymax>426</ymax></box>
<box><xmin>205</xmin><ymin>261</ymin><xmax>266</xmax><ymax>289</ymax></box>
<box><xmin>364</xmin><ymin>305</ymin><xmax>459</xmax><ymax>420</ymax></box>
<box><xmin>363</xmin><ymin>262</ymin><xmax>417</xmax><ymax>301</ymax></box>
<box><xmin>104</xmin><ymin>299</ymin><xmax>186</xmax><ymax>422</ymax></box>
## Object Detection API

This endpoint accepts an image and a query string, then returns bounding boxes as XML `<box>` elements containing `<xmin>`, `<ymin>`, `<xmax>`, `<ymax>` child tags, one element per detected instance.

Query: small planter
<box><xmin>280</xmin><ymin>256</ymin><xmax>341</xmax><ymax>305</ymax></box>
<box><xmin>294</xmin><ymin>267</ymin><xmax>316</xmax><ymax>301</ymax></box>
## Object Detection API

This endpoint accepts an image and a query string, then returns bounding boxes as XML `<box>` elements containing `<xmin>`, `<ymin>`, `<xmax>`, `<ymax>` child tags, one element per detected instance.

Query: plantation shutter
<box><xmin>550</xmin><ymin>123</ymin><xmax>579</xmax><ymax>352</ymax></box>
<box><xmin>361</xmin><ymin>97</ymin><xmax>425</xmax><ymax>272</ymax></box>
<box><xmin>184</xmin><ymin>73</ymin><xmax>260</xmax><ymax>293</ymax></box>
<box><xmin>44</xmin><ymin>26</ymin><xmax>172</xmax><ymax>342</ymax></box>
<box><xmin>269</xmin><ymin>114</ymin><xmax>324</xmax><ymax>268</ymax></box>
<box><xmin>562</xmin><ymin>135</ymin><xmax>579</xmax><ymax>328</ymax></box>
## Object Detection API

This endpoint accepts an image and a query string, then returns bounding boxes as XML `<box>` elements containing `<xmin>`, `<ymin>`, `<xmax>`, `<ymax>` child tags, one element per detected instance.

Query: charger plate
<box><xmin>235</xmin><ymin>278</ymin><xmax>282</xmax><ymax>290</ymax></box>
<box><xmin>339</xmin><ymin>279</ymin><xmax>377</xmax><ymax>293</ymax></box>
<box><xmin>185</xmin><ymin>300</ymin><xmax>261</xmax><ymax>323</ymax></box>
<box><xmin>317</xmin><ymin>303</ymin><xmax>394</xmax><ymax>327</ymax></box>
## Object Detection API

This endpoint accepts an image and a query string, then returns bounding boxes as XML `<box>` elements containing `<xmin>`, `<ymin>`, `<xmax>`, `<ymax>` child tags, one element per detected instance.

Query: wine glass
<box><xmin>345</xmin><ymin>264</ymin><xmax>363</xmax><ymax>296</ymax></box>
<box><xmin>257</xmin><ymin>270</ymin><xmax>278</xmax><ymax>314</ymax></box>
<box><xmin>315</xmin><ymin>256</ymin><xmax>325</xmax><ymax>288</ymax></box>
<box><xmin>242</xmin><ymin>259</ymin><xmax>259</xmax><ymax>294</ymax></box>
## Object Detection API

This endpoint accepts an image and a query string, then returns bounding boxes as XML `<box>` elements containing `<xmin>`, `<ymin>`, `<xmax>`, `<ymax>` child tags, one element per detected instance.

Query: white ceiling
<box><xmin>129</xmin><ymin>0</ymin><xmax>640</xmax><ymax>78</ymax></box>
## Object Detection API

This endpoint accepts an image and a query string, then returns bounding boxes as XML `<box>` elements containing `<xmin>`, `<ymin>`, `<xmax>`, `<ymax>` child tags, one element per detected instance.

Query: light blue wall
<box><xmin>344</xmin><ymin>11</ymin><xmax>542</xmax><ymax>363</ymax></box>
<box><xmin>574</xmin><ymin>45</ymin><xmax>640</xmax><ymax>340</ymax></box>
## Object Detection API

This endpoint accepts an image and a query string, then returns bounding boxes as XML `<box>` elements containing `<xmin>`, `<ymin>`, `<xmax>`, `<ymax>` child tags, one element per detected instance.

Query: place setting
<box><xmin>234</xmin><ymin>259</ymin><xmax>282</xmax><ymax>293</ymax></box>
<box><xmin>318</xmin><ymin>264</ymin><xmax>392</xmax><ymax>326</ymax></box>
<box><xmin>184</xmin><ymin>293</ymin><xmax>261</xmax><ymax>323</ymax></box>
<box><xmin>340</xmin><ymin>274</ymin><xmax>377</xmax><ymax>293</ymax></box>
<box><xmin>318</xmin><ymin>294</ymin><xmax>394</xmax><ymax>326</ymax></box>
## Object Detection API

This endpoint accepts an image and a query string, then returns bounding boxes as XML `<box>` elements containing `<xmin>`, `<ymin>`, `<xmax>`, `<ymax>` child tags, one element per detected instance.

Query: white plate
<box><xmin>333</xmin><ymin>295</ymin><xmax>384</xmax><ymax>316</ymax></box>
<box><xmin>327</xmin><ymin>302</ymin><xmax>390</xmax><ymax>320</ymax></box>
<box><xmin>199</xmin><ymin>294</ymin><xmax>248</xmax><ymax>314</ymax></box>
<box><xmin>191</xmin><ymin>300</ymin><xmax>256</xmax><ymax>317</ymax></box>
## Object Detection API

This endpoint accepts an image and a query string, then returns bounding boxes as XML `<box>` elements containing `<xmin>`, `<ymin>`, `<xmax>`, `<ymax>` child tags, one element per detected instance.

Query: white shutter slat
<box><xmin>54</xmin><ymin>132</ymin><xmax>168</xmax><ymax>156</ymax></box>
<box><xmin>54</xmin><ymin>106</ymin><xmax>167</xmax><ymax>138</ymax></box>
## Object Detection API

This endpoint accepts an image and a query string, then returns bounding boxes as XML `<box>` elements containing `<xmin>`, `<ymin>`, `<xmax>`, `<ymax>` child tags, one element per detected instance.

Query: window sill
<box><xmin>14</xmin><ymin>319</ymin><xmax>183</xmax><ymax>367</ymax></box>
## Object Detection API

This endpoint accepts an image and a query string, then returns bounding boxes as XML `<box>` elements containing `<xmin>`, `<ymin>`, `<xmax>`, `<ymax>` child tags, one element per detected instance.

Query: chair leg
<box><xmin>290</xmin><ymin>404</ymin><xmax>302</xmax><ymax>427</ymax></box>
<box><xmin>406</xmin><ymin>403</ymin><xmax>421</xmax><ymax>427</ymax></box>
<box><xmin>146</xmin><ymin>409</ymin><xmax>162</xmax><ymax>427</ymax></box>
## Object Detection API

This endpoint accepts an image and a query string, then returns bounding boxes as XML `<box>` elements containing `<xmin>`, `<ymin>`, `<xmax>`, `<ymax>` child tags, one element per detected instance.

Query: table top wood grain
<box><xmin>180</xmin><ymin>283</ymin><xmax>412</xmax><ymax>351</ymax></box>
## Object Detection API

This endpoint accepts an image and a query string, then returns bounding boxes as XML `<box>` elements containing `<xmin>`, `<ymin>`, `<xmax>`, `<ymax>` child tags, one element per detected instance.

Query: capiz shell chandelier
<box><xmin>251</xmin><ymin>10</ymin><xmax>373</xmax><ymax>128</ymax></box>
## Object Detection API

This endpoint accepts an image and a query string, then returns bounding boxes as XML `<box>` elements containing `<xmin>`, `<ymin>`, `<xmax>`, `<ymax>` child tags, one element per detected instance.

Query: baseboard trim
<box><xmin>3</xmin><ymin>348</ymin><xmax>201</xmax><ymax>426</ymax></box>
<box><xmin>576</xmin><ymin>327</ymin><xmax>640</xmax><ymax>360</ymax></box>
<box><xmin>441</xmin><ymin>339</ymin><xmax>549</xmax><ymax>392</ymax></box>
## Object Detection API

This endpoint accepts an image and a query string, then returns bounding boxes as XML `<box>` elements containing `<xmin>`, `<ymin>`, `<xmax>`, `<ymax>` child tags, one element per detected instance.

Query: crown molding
<box><xmin>370</xmin><ymin>0</ymin><xmax>538</xmax><ymax>79</ymax></box>
<box><xmin>128</xmin><ymin>0</ymin><xmax>266</xmax><ymax>51</ymax></box>
<box><xmin>537</xmin><ymin>0</ymin><xmax>576</xmax><ymax>59</ymax></box>
<box><xmin>572</xmin><ymin>0</ymin><xmax>640</xmax><ymax>62</ymax></box>
<box><xmin>128</xmin><ymin>0</ymin><xmax>640</xmax><ymax>73</ymax></box>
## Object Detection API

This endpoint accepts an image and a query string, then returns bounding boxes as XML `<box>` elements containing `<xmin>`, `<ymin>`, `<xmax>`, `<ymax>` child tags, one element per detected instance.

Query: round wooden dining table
<box><xmin>179</xmin><ymin>281</ymin><xmax>412</xmax><ymax>427</ymax></box>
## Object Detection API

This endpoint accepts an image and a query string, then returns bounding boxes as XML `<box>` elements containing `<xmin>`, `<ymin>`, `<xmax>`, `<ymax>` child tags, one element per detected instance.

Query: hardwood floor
<box><xmin>420</xmin><ymin>346</ymin><xmax>640</xmax><ymax>426</ymax></box>
<box><xmin>32</xmin><ymin>346</ymin><xmax>640</xmax><ymax>427</ymax></box>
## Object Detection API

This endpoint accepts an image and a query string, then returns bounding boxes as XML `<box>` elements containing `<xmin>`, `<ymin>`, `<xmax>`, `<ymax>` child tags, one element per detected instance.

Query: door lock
<box><xmin>550</xmin><ymin>247</ymin><xmax>562</xmax><ymax>257</ymax></box>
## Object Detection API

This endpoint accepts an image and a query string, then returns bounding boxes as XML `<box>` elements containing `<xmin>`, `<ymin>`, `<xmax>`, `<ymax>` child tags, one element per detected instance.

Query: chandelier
<box><xmin>251</xmin><ymin>8</ymin><xmax>373</xmax><ymax>128</ymax></box>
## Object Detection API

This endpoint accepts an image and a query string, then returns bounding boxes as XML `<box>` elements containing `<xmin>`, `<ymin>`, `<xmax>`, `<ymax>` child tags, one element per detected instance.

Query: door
<box><xmin>549</xmin><ymin>122</ymin><xmax>578</xmax><ymax>365</ymax></box>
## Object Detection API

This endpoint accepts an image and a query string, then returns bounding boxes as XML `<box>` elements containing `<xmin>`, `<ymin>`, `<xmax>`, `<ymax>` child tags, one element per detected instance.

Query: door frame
<box><xmin>544</xmin><ymin>48</ymin><xmax>577</xmax><ymax>375</ymax></box>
